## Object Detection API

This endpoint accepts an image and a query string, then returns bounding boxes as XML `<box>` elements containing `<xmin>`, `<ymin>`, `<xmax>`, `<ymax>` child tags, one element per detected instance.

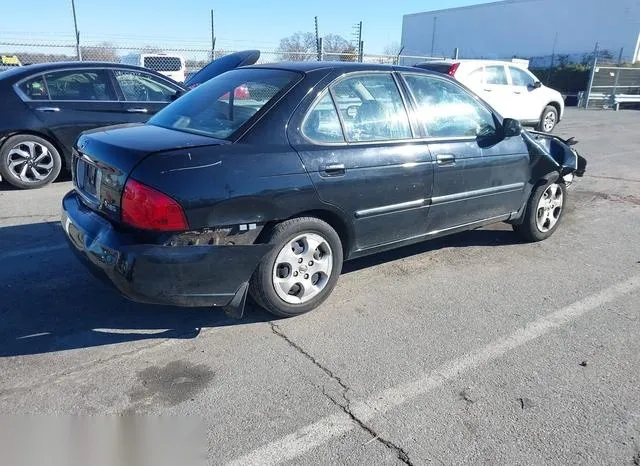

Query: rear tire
<box><xmin>513</xmin><ymin>181</ymin><xmax>567</xmax><ymax>242</ymax></box>
<box><xmin>249</xmin><ymin>217</ymin><xmax>343</xmax><ymax>317</ymax></box>
<box><xmin>537</xmin><ymin>105</ymin><xmax>558</xmax><ymax>133</ymax></box>
<box><xmin>0</xmin><ymin>134</ymin><xmax>62</xmax><ymax>189</ymax></box>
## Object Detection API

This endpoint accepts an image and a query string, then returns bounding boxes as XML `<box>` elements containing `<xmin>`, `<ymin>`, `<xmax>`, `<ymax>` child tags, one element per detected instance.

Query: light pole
<box><xmin>71</xmin><ymin>0</ymin><xmax>82</xmax><ymax>60</ymax></box>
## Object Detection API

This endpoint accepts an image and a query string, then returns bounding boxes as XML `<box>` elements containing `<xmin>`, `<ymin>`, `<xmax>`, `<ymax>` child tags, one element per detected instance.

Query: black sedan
<box><xmin>0</xmin><ymin>51</ymin><xmax>259</xmax><ymax>189</ymax></box>
<box><xmin>61</xmin><ymin>61</ymin><xmax>586</xmax><ymax>318</ymax></box>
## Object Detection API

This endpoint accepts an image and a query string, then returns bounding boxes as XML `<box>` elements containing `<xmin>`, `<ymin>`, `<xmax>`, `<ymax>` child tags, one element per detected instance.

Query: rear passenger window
<box><xmin>18</xmin><ymin>76</ymin><xmax>49</xmax><ymax>100</ymax></box>
<box><xmin>44</xmin><ymin>70</ymin><xmax>116</xmax><ymax>101</ymax></box>
<box><xmin>302</xmin><ymin>92</ymin><xmax>344</xmax><ymax>143</ymax></box>
<box><xmin>486</xmin><ymin>66</ymin><xmax>508</xmax><ymax>85</ymax></box>
<box><xmin>330</xmin><ymin>74</ymin><xmax>412</xmax><ymax>142</ymax></box>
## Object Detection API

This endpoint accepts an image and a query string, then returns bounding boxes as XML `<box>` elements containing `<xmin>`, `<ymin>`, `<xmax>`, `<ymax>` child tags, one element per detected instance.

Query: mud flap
<box><xmin>223</xmin><ymin>282</ymin><xmax>249</xmax><ymax>319</ymax></box>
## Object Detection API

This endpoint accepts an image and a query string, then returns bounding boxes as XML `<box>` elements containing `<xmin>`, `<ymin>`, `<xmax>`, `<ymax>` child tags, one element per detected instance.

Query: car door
<box><xmin>290</xmin><ymin>72</ymin><xmax>433</xmax><ymax>251</ymax></box>
<box><xmin>111</xmin><ymin>69</ymin><xmax>183</xmax><ymax>122</ymax></box>
<box><xmin>401</xmin><ymin>73</ymin><xmax>529</xmax><ymax>233</ymax></box>
<box><xmin>507</xmin><ymin>65</ymin><xmax>542</xmax><ymax>121</ymax></box>
<box><xmin>18</xmin><ymin>68</ymin><xmax>123</xmax><ymax>156</ymax></box>
<box><xmin>481</xmin><ymin>65</ymin><xmax>514</xmax><ymax>118</ymax></box>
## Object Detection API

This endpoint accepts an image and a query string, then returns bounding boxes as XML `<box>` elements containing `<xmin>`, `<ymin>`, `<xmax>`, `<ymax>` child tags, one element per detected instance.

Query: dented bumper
<box><xmin>61</xmin><ymin>191</ymin><xmax>271</xmax><ymax>316</ymax></box>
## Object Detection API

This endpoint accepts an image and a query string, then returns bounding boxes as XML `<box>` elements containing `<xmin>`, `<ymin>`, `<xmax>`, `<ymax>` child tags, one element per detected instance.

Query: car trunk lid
<box><xmin>73</xmin><ymin>123</ymin><xmax>227</xmax><ymax>223</ymax></box>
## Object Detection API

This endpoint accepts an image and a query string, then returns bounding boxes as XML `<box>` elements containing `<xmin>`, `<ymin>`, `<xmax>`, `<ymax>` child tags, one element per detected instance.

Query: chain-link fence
<box><xmin>0</xmin><ymin>40</ymin><xmax>438</xmax><ymax>77</ymax></box>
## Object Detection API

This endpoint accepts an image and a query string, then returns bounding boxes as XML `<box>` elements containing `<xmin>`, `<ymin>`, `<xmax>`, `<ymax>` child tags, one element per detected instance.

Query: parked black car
<box><xmin>0</xmin><ymin>51</ymin><xmax>259</xmax><ymax>189</ymax></box>
<box><xmin>61</xmin><ymin>62</ymin><xmax>586</xmax><ymax>318</ymax></box>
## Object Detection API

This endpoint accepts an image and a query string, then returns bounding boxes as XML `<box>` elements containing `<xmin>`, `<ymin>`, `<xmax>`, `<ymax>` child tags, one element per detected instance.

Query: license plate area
<box><xmin>75</xmin><ymin>156</ymin><xmax>102</xmax><ymax>203</ymax></box>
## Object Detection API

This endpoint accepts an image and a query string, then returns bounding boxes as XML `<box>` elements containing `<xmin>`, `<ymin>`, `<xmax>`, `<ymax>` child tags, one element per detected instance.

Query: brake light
<box><xmin>122</xmin><ymin>179</ymin><xmax>188</xmax><ymax>231</ymax></box>
<box><xmin>448</xmin><ymin>63</ymin><xmax>460</xmax><ymax>77</ymax></box>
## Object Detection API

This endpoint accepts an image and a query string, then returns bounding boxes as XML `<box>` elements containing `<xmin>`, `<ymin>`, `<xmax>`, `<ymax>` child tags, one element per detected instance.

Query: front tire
<box><xmin>249</xmin><ymin>217</ymin><xmax>343</xmax><ymax>317</ymax></box>
<box><xmin>514</xmin><ymin>181</ymin><xmax>567</xmax><ymax>242</ymax></box>
<box><xmin>538</xmin><ymin>105</ymin><xmax>558</xmax><ymax>133</ymax></box>
<box><xmin>0</xmin><ymin>134</ymin><xmax>62</xmax><ymax>189</ymax></box>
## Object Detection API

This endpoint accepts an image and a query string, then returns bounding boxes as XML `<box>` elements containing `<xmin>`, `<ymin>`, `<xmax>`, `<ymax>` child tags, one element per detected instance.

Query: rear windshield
<box><xmin>143</xmin><ymin>56</ymin><xmax>183</xmax><ymax>71</ymax></box>
<box><xmin>149</xmin><ymin>68</ymin><xmax>300</xmax><ymax>140</ymax></box>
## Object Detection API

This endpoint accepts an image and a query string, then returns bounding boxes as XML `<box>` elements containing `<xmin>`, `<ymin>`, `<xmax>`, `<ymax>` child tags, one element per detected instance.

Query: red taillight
<box><xmin>448</xmin><ymin>63</ymin><xmax>460</xmax><ymax>77</ymax></box>
<box><xmin>121</xmin><ymin>179</ymin><xmax>188</xmax><ymax>231</ymax></box>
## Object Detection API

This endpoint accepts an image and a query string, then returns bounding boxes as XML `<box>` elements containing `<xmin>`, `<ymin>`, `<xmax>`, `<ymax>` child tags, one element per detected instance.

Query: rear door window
<box><xmin>113</xmin><ymin>70</ymin><xmax>181</xmax><ymax>102</ymax></box>
<box><xmin>485</xmin><ymin>65</ymin><xmax>508</xmax><ymax>86</ymax></box>
<box><xmin>44</xmin><ymin>69</ymin><xmax>116</xmax><ymax>101</ymax></box>
<box><xmin>330</xmin><ymin>73</ymin><xmax>412</xmax><ymax>142</ymax></box>
<box><xmin>18</xmin><ymin>76</ymin><xmax>49</xmax><ymax>100</ymax></box>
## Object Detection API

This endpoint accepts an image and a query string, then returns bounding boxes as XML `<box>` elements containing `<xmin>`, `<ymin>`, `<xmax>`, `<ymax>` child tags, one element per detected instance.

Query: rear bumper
<box><xmin>61</xmin><ymin>191</ymin><xmax>271</xmax><ymax>309</ymax></box>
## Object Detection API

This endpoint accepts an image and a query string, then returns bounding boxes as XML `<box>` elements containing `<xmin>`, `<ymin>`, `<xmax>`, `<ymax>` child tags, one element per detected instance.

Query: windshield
<box><xmin>143</xmin><ymin>56</ymin><xmax>183</xmax><ymax>71</ymax></box>
<box><xmin>149</xmin><ymin>68</ymin><xmax>300</xmax><ymax>140</ymax></box>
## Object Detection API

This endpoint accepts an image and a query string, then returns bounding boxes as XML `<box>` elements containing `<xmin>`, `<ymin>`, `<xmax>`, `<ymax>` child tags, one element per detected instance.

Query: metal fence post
<box><xmin>71</xmin><ymin>0</ymin><xmax>82</xmax><ymax>61</ymax></box>
<box><xmin>584</xmin><ymin>57</ymin><xmax>597</xmax><ymax>109</ymax></box>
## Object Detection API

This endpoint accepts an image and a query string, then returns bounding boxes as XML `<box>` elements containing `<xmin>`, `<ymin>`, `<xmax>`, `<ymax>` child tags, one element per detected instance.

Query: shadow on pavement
<box><xmin>343</xmin><ymin>227</ymin><xmax>522</xmax><ymax>274</ymax></box>
<box><xmin>0</xmin><ymin>221</ymin><xmax>522</xmax><ymax>357</ymax></box>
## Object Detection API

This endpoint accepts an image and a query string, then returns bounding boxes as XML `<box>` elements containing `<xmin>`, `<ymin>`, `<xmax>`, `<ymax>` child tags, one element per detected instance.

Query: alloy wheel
<box><xmin>272</xmin><ymin>232</ymin><xmax>333</xmax><ymax>304</ymax></box>
<box><xmin>7</xmin><ymin>141</ymin><xmax>55</xmax><ymax>183</ymax></box>
<box><xmin>543</xmin><ymin>111</ymin><xmax>556</xmax><ymax>132</ymax></box>
<box><xmin>536</xmin><ymin>183</ymin><xmax>563</xmax><ymax>232</ymax></box>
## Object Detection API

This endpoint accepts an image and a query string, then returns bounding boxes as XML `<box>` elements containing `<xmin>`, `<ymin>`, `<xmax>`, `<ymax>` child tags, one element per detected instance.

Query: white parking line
<box><xmin>228</xmin><ymin>274</ymin><xmax>640</xmax><ymax>466</ymax></box>
<box><xmin>0</xmin><ymin>243</ymin><xmax>68</xmax><ymax>260</ymax></box>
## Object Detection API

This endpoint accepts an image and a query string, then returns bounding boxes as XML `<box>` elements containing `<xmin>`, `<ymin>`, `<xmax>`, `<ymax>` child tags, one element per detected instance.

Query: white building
<box><xmin>401</xmin><ymin>0</ymin><xmax>640</xmax><ymax>65</ymax></box>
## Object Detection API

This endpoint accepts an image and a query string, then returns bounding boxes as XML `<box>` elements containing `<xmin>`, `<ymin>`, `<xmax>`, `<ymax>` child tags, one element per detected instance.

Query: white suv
<box><xmin>415</xmin><ymin>60</ymin><xmax>564</xmax><ymax>132</ymax></box>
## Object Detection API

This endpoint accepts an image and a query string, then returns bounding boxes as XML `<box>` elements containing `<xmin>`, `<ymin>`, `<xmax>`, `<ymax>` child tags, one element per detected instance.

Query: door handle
<box><xmin>320</xmin><ymin>163</ymin><xmax>346</xmax><ymax>176</ymax></box>
<box><xmin>513</xmin><ymin>91</ymin><xmax>522</xmax><ymax>94</ymax></box>
<box><xmin>483</xmin><ymin>88</ymin><xmax>493</xmax><ymax>92</ymax></box>
<box><xmin>36</xmin><ymin>107</ymin><xmax>60</xmax><ymax>112</ymax></box>
<box><xmin>127</xmin><ymin>108</ymin><xmax>149</xmax><ymax>113</ymax></box>
<box><xmin>436</xmin><ymin>154</ymin><xmax>456</xmax><ymax>165</ymax></box>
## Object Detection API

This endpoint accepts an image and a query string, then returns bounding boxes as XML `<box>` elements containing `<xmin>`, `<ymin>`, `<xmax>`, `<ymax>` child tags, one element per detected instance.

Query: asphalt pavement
<box><xmin>0</xmin><ymin>109</ymin><xmax>639</xmax><ymax>465</ymax></box>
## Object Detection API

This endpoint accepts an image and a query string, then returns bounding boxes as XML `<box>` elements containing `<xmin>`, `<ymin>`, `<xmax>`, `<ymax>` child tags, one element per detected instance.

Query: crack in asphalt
<box><xmin>269</xmin><ymin>322</ymin><xmax>414</xmax><ymax>465</ymax></box>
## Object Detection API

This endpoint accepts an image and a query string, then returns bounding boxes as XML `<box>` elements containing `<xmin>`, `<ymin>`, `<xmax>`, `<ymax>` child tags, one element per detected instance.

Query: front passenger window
<box><xmin>114</xmin><ymin>70</ymin><xmax>180</xmax><ymax>102</ymax></box>
<box><xmin>403</xmin><ymin>74</ymin><xmax>496</xmax><ymax>138</ymax></box>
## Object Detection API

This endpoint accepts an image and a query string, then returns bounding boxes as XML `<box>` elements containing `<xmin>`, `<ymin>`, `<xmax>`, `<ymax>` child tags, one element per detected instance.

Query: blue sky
<box><xmin>2</xmin><ymin>0</ymin><xmax>494</xmax><ymax>54</ymax></box>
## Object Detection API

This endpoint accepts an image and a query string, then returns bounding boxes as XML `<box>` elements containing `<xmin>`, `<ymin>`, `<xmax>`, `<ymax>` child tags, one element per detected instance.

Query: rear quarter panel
<box><xmin>129</xmin><ymin>143</ymin><xmax>322</xmax><ymax>230</ymax></box>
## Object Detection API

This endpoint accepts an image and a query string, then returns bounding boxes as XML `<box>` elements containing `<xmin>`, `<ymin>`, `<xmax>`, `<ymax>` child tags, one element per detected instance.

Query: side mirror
<box><xmin>533</xmin><ymin>81</ymin><xmax>542</xmax><ymax>89</ymax></box>
<box><xmin>502</xmin><ymin>118</ymin><xmax>522</xmax><ymax>138</ymax></box>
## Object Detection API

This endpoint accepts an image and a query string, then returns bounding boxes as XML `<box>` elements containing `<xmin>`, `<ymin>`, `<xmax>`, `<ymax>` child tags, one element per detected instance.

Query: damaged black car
<box><xmin>61</xmin><ymin>62</ymin><xmax>586</xmax><ymax>318</ymax></box>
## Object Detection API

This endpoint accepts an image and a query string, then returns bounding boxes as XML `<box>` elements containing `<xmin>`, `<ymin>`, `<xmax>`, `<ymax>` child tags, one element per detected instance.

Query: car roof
<box><xmin>0</xmin><ymin>61</ymin><xmax>172</xmax><ymax>82</ymax></box>
<box><xmin>248</xmin><ymin>61</ymin><xmax>432</xmax><ymax>74</ymax></box>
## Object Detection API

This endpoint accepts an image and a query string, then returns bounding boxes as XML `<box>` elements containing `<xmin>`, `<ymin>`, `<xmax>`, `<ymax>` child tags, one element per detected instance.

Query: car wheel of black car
<box><xmin>538</xmin><ymin>105</ymin><xmax>558</xmax><ymax>133</ymax></box>
<box><xmin>250</xmin><ymin>217</ymin><xmax>343</xmax><ymax>317</ymax></box>
<box><xmin>0</xmin><ymin>134</ymin><xmax>62</xmax><ymax>189</ymax></box>
<box><xmin>514</xmin><ymin>181</ymin><xmax>567</xmax><ymax>242</ymax></box>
